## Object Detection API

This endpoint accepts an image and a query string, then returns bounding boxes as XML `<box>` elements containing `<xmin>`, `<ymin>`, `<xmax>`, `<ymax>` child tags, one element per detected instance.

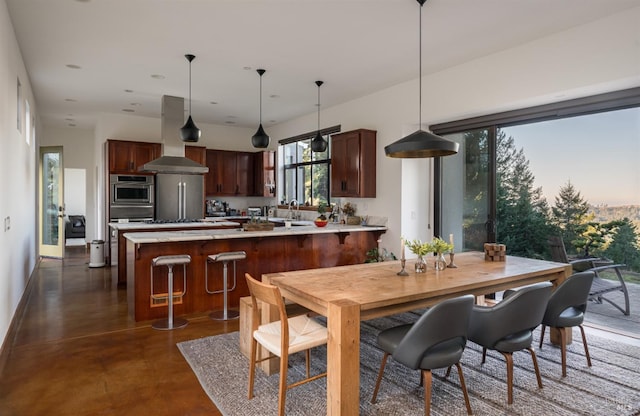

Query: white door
<box><xmin>39</xmin><ymin>146</ymin><xmax>65</xmax><ymax>258</ymax></box>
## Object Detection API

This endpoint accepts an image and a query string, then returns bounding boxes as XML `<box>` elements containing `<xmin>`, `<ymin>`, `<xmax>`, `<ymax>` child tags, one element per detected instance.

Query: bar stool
<box><xmin>150</xmin><ymin>254</ymin><xmax>191</xmax><ymax>330</ymax></box>
<box><xmin>206</xmin><ymin>251</ymin><xmax>246</xmax><ymax>320</ymax></box>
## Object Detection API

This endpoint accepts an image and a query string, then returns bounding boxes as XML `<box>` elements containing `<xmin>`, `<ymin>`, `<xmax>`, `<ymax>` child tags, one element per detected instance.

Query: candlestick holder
<box><xmin>447</xmin><ymin>252</ymin><xmax>458</xmax><ymax>268</ymax></box>
<box><xmin>397</xmin><ymin>259</ymin><xmax>409</xmax><ymax>276</ymax></box>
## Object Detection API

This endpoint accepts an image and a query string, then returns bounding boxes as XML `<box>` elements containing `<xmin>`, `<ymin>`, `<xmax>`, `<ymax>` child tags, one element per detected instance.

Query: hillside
<box><xmin>589</xmin><ymin>204</ymin><xmax>640</xmax><ymax>228</ymax></box>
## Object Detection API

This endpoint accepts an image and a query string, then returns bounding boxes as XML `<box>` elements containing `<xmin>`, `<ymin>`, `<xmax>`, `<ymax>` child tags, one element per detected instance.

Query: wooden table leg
<box><xmin>327</xmin><ymin>299</ymin><xmax>360</xmax><ymax>416</ymax></box>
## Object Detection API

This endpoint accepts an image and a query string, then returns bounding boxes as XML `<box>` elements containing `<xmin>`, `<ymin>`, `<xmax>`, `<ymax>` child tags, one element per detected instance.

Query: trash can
<box><xmin>89</xmin><ymin>240</ymin><xmax>105</xmax><ymax>268</ymax></box>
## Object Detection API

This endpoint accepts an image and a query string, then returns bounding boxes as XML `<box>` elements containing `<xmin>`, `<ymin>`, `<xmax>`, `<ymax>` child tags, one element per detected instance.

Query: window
<box><xmin>432</xmin><ymin>87</ymin><xmax>640</xmax><ymax>257</ymax></box>
<box><xmin>17</xmin><ymin>78</ymin><xmax>22</xmax><ymax>132</ymax></box>
<box><xmin>278</xmin><ymin>125</ymin><xmax>340</xmax><ymax>207</ymax></box>
<box><xmin>25</xmin><ymin>100</ymin><xmax>31</xmax><ymax>145</ymax></box>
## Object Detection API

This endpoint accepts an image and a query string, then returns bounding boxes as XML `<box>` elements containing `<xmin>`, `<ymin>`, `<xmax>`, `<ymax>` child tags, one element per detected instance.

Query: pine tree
<box><xmin>551</xmin><ymin>181</ymin><xmax>589</xmax><ymax>255</ymax></box>
<box><xmin>496</xmin><ymin>130</ymin><xmax>555</xmax><ymax>257</ymax></box>
<box><xmin>604</xmin><ymin>218</ymin><xmax>640</xmax><ymax>272</ymax></box>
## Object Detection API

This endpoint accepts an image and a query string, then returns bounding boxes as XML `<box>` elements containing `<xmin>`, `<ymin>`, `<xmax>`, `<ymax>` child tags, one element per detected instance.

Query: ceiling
<box><xmin>6</xmin><ymin>0</ymin><xmax>640</xmax><ymax>130</ymax></box>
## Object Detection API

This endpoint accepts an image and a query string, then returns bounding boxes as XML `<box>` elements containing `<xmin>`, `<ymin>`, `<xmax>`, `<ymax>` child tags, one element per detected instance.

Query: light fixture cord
<box><xmin>259</xmin><ymin>73</ymin><xmax>263</xmax><ymax>123</ymax></box>
<box><xmin>317</xmin><ymin>84</ymin><xmax>321</xmax><ymax>131</ymax></box>
<box><xmin>418</xmin><ymin>1</ymin><xmax>422</xmax><ymax>129</ymax></box>
<box><xmin>189</xmin><ymin>59</ymin><xmax>192</xmax><ymax>115</ymax></box>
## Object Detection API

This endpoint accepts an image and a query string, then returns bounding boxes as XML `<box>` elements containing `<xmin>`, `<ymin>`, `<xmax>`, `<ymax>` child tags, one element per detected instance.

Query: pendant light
<box><xmin>311</xmin><ymin>80</ymin><xmax>327</xmax><ymax>153</ymax></box>
<box><xmin>251</xmin><ymin>69</ymin><xmax>270</xmax><ymax>148</ymax></box>
<box><xmin>384</xmin><ymin>0</ymin><xmax>458</xmax><ymax>158</ymax></box>
<box><xmin>180</xmin><ymin>54</ymin><xmax>201</xmax><ymax>142</ymax></box>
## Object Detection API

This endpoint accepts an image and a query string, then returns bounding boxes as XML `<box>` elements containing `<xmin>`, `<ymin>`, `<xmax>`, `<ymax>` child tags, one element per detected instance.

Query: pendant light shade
<box><xmin>311</xmin><ymin>80</ymin><xmax>327</xmax><ymax>153</ymax></box>
<box><xmin>384</xmin><ymin>0</ymin><xmax>458</xmax><ymax>158</ymax></box>
<box><xmin>180</xmin><ymin>54</ymin><xmax>201</xmax><ymax>142</ymax></box>
<box><xmin>251</xmin><ymin>69</ymin><xmax>270</xmax><ymax>148</ymax></box>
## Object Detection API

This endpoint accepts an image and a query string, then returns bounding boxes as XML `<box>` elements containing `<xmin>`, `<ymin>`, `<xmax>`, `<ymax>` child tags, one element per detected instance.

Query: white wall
<box><xmin>0</xmin><ymin>0</ymin><xmax>38</xmax><ymax>349</ymax></box>
<box><xmin>269</xmin><ymin>6</ymin><xmax>640</xmax><ymax>256</ymax></box>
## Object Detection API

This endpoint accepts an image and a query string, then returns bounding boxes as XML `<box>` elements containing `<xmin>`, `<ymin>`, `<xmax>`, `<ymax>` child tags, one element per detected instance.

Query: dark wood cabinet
<box><xmin>185</xmin><ymin>145</ymin><xmax>206</xmax><ymax>166</ymax></box>
<box><xmin>108</xmin><ymin>139</ymin><xmax>161</xmax><ymax>174</ymax></box>
<box><xmin>330</xmin><ymin>129</ymin><xmax>376</xmax><ymax>198</ymax></box>
<box><xmin>206</xmin><ymin>149</ymin><xmax>254</xmax><ymax>196</ymax></box>
<box><xmin>252</xmin><ymin>151</ymin><xmax>276</xmax><ymax>197</ymax></box>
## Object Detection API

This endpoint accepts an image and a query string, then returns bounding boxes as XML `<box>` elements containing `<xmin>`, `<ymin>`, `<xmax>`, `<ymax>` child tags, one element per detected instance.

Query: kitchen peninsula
<box><xmin>123</xmin><ymin>223</ymin><xmax>386</xmax><ymax>321</ymax></box>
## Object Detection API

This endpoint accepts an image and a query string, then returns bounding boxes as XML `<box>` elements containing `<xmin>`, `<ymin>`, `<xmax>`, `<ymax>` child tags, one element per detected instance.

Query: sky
<box><xmin>501</xmin><ymin>107</ymin><xmax>640</xmax><ymax>207</ymax></box>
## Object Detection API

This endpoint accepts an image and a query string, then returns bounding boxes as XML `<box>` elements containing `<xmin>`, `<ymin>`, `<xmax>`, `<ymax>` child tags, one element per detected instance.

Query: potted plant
<box><xmin>314</xmin><ymin>203</ymin><xmax>329</xmax><ymax>227</ymax></box>
<box><xmin>431</xmin><ymin>236</ymin><xmax>454</xmax><ymax>270</ymax></box>
<box><xmin>342</xmin><ymin>202</ymin><xmax>360</xmax><ymax>225</ymax></box>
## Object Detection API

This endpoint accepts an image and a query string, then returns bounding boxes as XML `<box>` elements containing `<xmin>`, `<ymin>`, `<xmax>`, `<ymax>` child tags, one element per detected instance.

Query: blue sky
<box><xmin>501</xmin><ymin>107</ymin><xmax>640</xmax><ymax>207</ymax></box>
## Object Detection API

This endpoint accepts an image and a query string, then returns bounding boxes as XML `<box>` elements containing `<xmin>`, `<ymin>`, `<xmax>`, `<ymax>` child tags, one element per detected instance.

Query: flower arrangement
<box><xmin>403</xmin><ymin>236</ymin><xmax>454</xmax><ymax>256</ymax></box>
<box><xmin>431</xmin><ymin>236</ymin><xmax>454</xmax><ymax>254</ymax></box>
<box><xmin>404</xmin><ymin>238</ymin><xmax>432</xmax><ymax>257</ymax></box>
<box><xmin>342</xmin><ymin>202</ymin><xmax>356</xmax><ymax>217</ymax></box>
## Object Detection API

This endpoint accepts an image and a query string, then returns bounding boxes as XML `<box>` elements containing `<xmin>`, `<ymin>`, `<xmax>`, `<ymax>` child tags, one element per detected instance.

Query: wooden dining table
<box><xmin>263</xmin><ymin>251</ymin><xmax>572</xmax><ymax>415</ymax></box>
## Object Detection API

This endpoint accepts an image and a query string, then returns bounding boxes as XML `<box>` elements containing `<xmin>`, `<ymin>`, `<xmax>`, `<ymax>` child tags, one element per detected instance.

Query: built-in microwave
<box><xmin>109</xmin><ymin>174</ymin><xmax>155</xmax><ymax>221</ymax></box>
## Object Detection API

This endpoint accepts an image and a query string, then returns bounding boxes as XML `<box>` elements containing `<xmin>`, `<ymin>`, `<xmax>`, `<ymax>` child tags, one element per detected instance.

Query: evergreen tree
<box><xmin>496</xmin><ymin>130</ymin><xmax>554</xmax><ymax>258</ymax></box>
<box><xmin>551</xmin><ymin>181</ymin><xmax>589</xmax><ymax>255</ymax></box>
<box><xmin>604</xmin><ymin>218</ymin><xmax>640</xmax><ymax>272</ymax></box>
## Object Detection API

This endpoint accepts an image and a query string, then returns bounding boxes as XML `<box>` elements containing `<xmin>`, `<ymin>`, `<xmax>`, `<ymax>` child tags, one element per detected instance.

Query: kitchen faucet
<box><xmin>287</xmin><ymin>200</ymin><xmax>299</xmax><ymax>220</ymax></box>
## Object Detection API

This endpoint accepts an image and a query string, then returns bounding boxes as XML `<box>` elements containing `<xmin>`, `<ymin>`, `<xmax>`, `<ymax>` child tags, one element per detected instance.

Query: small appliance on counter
<box><xmin>247</xmin><ymin>207</ymin><xmax>262</xmax><ymax>217</ymax></box>
<box><xmin>206</xmin><ymin>199</ymin><xmax>228</xmax><ymax>217</ymax></box>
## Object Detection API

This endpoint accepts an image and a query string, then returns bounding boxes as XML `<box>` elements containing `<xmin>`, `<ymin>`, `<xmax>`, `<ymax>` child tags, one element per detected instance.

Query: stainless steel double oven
<box><xmin>109</xmin><ymin>174</ymin><xmax>154</xmax><ymax>222</ymax></box>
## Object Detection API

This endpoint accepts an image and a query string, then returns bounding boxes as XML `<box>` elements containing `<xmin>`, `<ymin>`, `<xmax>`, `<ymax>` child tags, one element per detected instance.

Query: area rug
<box><xmin>178</xmin><ymin>312</ymin><xmax>640</xmax><ymax>415</ymax></box>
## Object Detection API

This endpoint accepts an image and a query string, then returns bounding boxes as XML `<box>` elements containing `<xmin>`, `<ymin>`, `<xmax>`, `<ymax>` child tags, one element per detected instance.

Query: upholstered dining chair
<box><xmin>245</xmin><ymin>273</ymin><xmax>327</xmax><ymax>416</ymax></box>
<box><xmin>371</xmin><ymin>295</ymin><xmax>475</xmax><ymax>416</ymax></box>
<box><xmin>468</xmin><ymin>281</ymin><xmax>553</xmax><ymax>405</ymax></box>
<box><xmin>538</xmin><ymin>271</ymin><xmax>595</xmax><ymax>377</ymax></box>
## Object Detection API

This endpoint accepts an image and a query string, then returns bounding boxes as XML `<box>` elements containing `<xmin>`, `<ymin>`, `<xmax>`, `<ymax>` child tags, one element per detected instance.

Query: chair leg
<box><xmin>499</xmin><ymin>352</ymin><xmax>514</xmax><ymax>404</ymax></box>
<box><xmin>526</xmin><ymin>347</ymin><xmax>543</xmax><ymax>389</ymax></box>
<box><xmin>371</xmin><ymin>352</ymin><xmax>390</xmax><ymax>404</ymax></box>
<box><xmin>445</xmin><ymin>365</ymin><xmax>452</xmax><ymax>378</ymax></box>
<box><xmin>422</xmin><ymin>369</ymin><xmax>433</xmax><ymax>416</ymax></box>
<box><xmin>248</xmin><ymin>338</ymin><xmax>257</xmax><ymax>399</ymax></box>
<box><xmin>578</xmin><ymin>324</ymin><xmax>592</xmax><ymax>368</ymax></box>
<box><xmin>558</xmin><ymin>327</ymin><xmax>567</xmax><ymax>377</ymax></box>
<box><xmin>278</xmin><ymin>352</ymin><xmax>288</xmax><ymax>416</ymax></box>
<box><xmin>305</xmin><ymin>349</ymin><xmax>311</xmax><ymax>378</ymax></box>
<box><xmin>481</xmin><ymin>347</ymin><xmax>487</xmax><ymax>364</ymax></box>
<box><xmin>455</xmin><ymin>362</ymin><xmax>473</xmax><ymax>415</ymax></box>
<box><xmin>539</xmin><ymin>325</ymin><xmax>546</xmax><ymax>349</ymax></box>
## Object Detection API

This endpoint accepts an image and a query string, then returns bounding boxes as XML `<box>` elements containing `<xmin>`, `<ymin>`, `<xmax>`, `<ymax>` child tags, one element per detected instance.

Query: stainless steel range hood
<box><xmin>140</xmin><ymin>95</ymin><xmax>209</xmax><ymax>174</ymax></box>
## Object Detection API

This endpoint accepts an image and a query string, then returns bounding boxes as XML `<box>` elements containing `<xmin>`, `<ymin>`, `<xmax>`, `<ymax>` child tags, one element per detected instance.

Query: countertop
<box><xmin>123</xmin><ymin>223</ymin><xmax>387</xmax><ymax>244</ymax></box>
<box><xmin>108</xmin><ymin>218</ymin><xmax>240</xmax><ymax>230</ymax></box>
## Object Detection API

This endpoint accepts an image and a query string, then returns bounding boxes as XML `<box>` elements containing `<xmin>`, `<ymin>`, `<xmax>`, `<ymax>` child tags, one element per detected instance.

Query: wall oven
<box><xmin>109</xmin><ymin>174</ymin><xmax>154</xmax><ymax>221</ymax></box>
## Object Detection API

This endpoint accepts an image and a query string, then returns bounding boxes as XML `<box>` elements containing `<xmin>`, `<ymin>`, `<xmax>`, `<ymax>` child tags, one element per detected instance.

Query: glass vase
<box><xmin>415</xmin><ymin>255</ymin><xmax>427</xmax><ymax>273</ymax></box>
<box><xmin>434</xmin><ymin>253</ymin><xmax>447</xmax><ymax>271</ymax></box>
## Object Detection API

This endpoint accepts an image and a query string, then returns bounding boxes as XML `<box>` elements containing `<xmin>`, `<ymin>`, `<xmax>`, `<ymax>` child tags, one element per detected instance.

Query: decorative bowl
<box><xmin>314</xmin><ymin>219</ymin><xmax>329</xmax><ymax>228</ymax></box>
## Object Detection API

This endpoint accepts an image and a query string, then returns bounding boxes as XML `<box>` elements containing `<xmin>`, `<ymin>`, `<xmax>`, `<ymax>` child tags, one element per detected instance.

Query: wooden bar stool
<box><xmin>206</xmin><ymin>251</ymin><xmax>246</xmax><ymax>320</ymax></box>
<box><xmin>150</xmin><ymin>254</ymin><xmax>191</xmax><ymax>330</ymax></box>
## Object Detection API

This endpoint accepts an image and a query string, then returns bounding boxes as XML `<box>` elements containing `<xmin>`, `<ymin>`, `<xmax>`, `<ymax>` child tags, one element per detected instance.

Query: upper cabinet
<box><xmin>252</xmin><ymin>150</ymin><xmax>276</xmax><ymax>197</ymax></box>
<box><xmin>185</xmin><ymin>145</ymin><xmax>206</xmax><ymax>166</ymax></box>
<box><xmin>330</xmin><ymin>129</ymin><xmax>376</xmax><ymax>198</ymax></box>
<box><xmin>108</xmin><ymin>139</ymin><xmax>161</xmax><ymax>174</ymax></box>
<box><xmin>206</xmin><ymin>149</ymin><xmax>254</xmax><ymax>196</ymax></box>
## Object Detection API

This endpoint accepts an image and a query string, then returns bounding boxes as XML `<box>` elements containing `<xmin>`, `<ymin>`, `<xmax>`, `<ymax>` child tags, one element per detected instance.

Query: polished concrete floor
<box><xmin>0</xmin><ymin>247</ymin><xmax>232</xmax><ymax>415</ymax></box>
<box><xmin>1</xmin><ymin>248</ymin><xmax>638</xmax><ymax>415</ymax></box>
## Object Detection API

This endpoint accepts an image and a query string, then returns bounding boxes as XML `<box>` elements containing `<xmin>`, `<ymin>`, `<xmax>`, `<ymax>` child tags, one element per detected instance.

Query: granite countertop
<box><xmin>123</xmin><ymin>223</ymin><xmax>387</xmax><ymax>244</ymax></box>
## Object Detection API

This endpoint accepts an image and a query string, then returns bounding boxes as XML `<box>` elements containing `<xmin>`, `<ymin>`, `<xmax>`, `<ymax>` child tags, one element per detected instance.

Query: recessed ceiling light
<box><xmin>65</xmin><ymin>98</ymin><xmax>77</xmax><ymax>102</ymax></box>
<box><xmin>65</xmin><ymin>118</ymin><xmax>74</xmax><ymax>121</ymax></box>
<box><xmin>68</xmin><ymin>123</ymin><xmax>77</xmax><ymax>127</ymax></box>
<box><xmin>124</xmin><ymin>89</ymin><xmax>134</xmax><ymax>93</ymax></box>
<box><xmin>269</xmin><ymin>120</ymin><xmax>277</xmax><ymax>123</ymax></box>
<box><xmin>243</xmin><ymin>67</ymin><xmax>252</xmax><ymax>71</ymax></box>
<box><xmin>225</xmin><ymin>121</ymin><xmax>236</xmax><ymax>125</ymax></box>
<box><xmin>122</xmin><ymin>109</ymin><xmax>135</xmax><ymax>113</ymax></box>
<box><xmin>227</xmin><ymin>115</ymin><xmax>237</xmax><ymax>119</ymax></box>
<box><xmin>130</xmin><ymin>102</ymin><xmax>141</xmax><ymax>106</ymax></box>
<box><xmin>269</xmin><ymin>94</ymin><xmax>279</xmax><ymax>99</ymax></box>
<box><xmin>150</xmin><ymin>74</ymin><xmax>165</xmax><ymax>80</ymax></box>
<box><xmin>210</xmin><ymin>101</ymin><xmax>218</xmax><ymax>105</ymax></box>
<box><xmin>66</xmin><ymin>64</ymin><xmax>81</xmax><ymax>69</ymax></box>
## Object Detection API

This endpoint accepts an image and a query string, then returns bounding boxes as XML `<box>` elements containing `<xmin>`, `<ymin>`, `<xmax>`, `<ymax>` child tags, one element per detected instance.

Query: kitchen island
<box><xmin>109</xmin><ymin>219</ymin><xmax>241</xmax><ymax>285</ymax></box>
<box><xmin>123</xmin><ymin>223</ymin><xmax>386</xmax><ymax>321</ymax></box>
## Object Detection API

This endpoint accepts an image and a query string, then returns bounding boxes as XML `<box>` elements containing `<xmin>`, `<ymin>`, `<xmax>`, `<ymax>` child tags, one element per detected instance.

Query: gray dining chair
<box><xmin>538</xmin><ymin>271</ymin><xmax>595</xmax><ymax>377</ymax></box>
<box><xmin>371</xmin><ymin>295</ymin><xmax>475</xmax><ymax>416</ymax></box>
<box><xmin>468</xmin><ymin>281</ymin><xmax>553</xmax><ymax>405</ymax></box>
